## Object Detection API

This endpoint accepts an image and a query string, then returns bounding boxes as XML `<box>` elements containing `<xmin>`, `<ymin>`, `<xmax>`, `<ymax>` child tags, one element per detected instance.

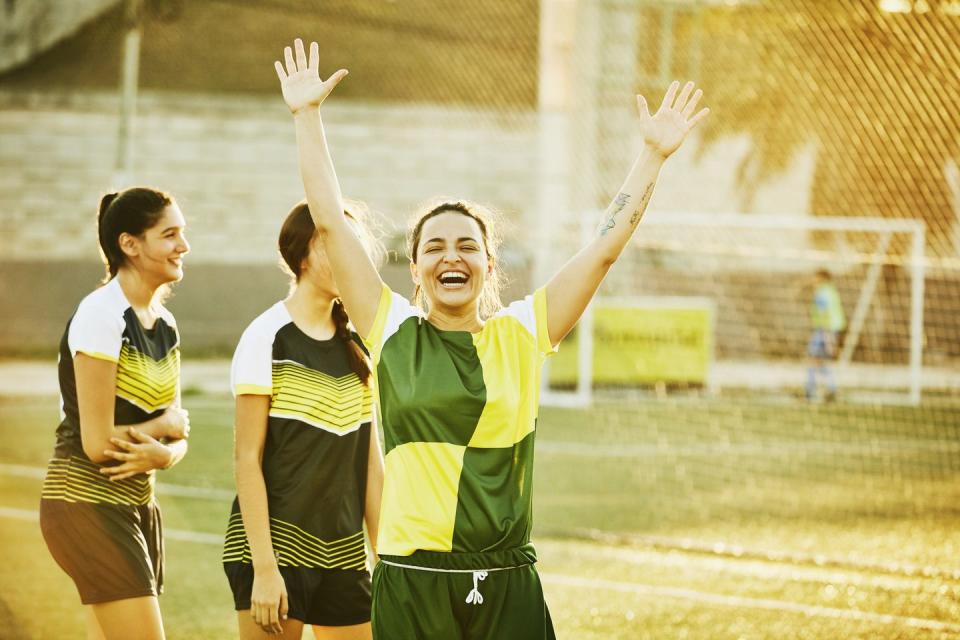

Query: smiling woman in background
<box><xmin>39</xmin><ymin>187</ymin><xmax>192</xmax><ymax>640</ymax></box>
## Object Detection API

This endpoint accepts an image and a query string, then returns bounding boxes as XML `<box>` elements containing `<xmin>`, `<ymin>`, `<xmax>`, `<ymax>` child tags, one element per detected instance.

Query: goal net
<box><xmin>541</xmin><ymin>212</ymin><xmax>926</xmax><ymax>407</ymax></box>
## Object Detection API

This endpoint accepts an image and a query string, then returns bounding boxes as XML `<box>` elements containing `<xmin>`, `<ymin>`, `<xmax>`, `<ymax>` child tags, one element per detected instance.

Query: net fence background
<box><xmin>1</xmin><ymin>0</ymin><xmax>959</xmax><ymax>617</ymax></box>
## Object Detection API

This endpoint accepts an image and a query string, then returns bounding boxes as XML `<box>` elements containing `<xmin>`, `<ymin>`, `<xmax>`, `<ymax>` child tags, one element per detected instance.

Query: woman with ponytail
<box><xmin>222</xmin><ymin>201</ymin><xmax>385</xmax><ymax>639</ymax></box>
<box><xmin>39</xmin><ymin>187</ymin><xmax>191</xmax><ymax>640</ymax></box>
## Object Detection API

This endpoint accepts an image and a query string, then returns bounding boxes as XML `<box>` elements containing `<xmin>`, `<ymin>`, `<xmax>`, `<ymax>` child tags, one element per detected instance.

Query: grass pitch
<box><xmin>1</xmin><ymin>393</ymin><xmax>958</xmax><ymax>639</ymax></box>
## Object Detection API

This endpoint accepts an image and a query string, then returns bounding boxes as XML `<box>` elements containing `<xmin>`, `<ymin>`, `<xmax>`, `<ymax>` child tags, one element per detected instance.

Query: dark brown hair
<box><xmin>408</xmin><ymin>199</ymin><xmax>504</xmax><ymax>318</ymax></box>
<box><xmin>278</xmin><ymin>201</ymin><xmax>380</xmax><ymax>385</ymax></box>
<box><xmin>97</xmin><ymin>187</ymin><xmax>173</xmax><ymax>283</ymax></box>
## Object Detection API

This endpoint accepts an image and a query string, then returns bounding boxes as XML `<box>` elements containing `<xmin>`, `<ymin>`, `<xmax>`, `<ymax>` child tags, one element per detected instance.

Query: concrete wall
<box><xmin>0</xmin><ymin>86</ymin><xmax>872</xmax><ymax>359</ymax></box>
<box><xmin>0</xmin><ymin>89</ymin><xmax>539</xmax><ymax>264</ymax></box>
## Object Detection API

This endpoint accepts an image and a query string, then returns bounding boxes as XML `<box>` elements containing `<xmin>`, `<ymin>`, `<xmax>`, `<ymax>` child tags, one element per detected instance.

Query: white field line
<box><xmin>537</xmin><ymin>438</ymin><xmax>960</xmax><ymax>458</ymax></box>
<box><xmin>540</xmin><ymin>572</ymin><xmax>960</xmax><ymax>634</ymax></box>
<box><xmin>6</xmin><ymin>462</ymin><xmax>959</xmax><ymax>581</ymax></box>
<box><xmin>0</xmin><ymin>463</ymin><xmax>233</xmax><ymax>500</ymax></box>
<box><xmin>559</xmin><ymin>528</ymin><xmax>960</xmax><ymax>582</ymax></box>
<box><xmin>2</xmin><ymin>505</ymin><xmax>956</xmax><ymax>634</ymax></box>
<box><xmin>0</xmin><ymin>506</ymin><xmax>224</xmax><ymax>544</ymax></box>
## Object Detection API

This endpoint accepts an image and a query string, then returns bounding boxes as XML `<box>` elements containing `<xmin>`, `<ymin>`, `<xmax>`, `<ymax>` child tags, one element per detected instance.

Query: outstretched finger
<box><xmin>682</xmin><ymin>89</ymin><xmax>703</xmax><ymax>119</ymax></box>
<box><xmin>309</xmin><ymin>41</ymin><xmax>319</xmax><ymax>71</ymax></box>
<box><xmin>274</xmin><ymin>60</ymin><xmax>287</xmax><ymax>82</ymax></box>
<box><xmin>284</xmin><ymin>46</ymin><xmax>296</xmax><ymax>77</ymax></box>
<box><xmin>659</xmin><ymin>80</ymin><xmax>679</xmax><ymax>113</ymax></box>
<box><xmin>326</xmin><ymin>69</ymin><xmax>349</xmax><ymax>91</ymax></box>
<box><xmin>687</xmin><ymin>107</ymin><xmax>710</xmax><ymax>130</ymax></box>
<box><xmin>673</xmin><ymin>81</ymin><xmax>695</xmax><ymax>112</ymax></box>
<box><xmin>294</xmin><ymin>38</ymin><xmax>308</xmax><ymax>71</ymax></box>
<box><xmin>636</xmin><ymin>94</ymin><xmax>651</xmax><ymax>121</ymax></box>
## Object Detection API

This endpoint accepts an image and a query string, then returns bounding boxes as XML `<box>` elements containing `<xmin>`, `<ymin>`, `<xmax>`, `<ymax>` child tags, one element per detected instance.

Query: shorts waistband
<box><xmin>379</xmin><ymin>544</ymin><xmax>537</xmax><ymax>572</ymax></box>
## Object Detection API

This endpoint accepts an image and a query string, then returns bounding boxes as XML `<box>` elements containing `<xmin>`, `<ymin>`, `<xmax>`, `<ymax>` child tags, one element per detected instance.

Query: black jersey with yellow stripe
<box><xmin>223</xmin><ymin>301</ymin><xmax>372</xmax><ymax>571</ymax></box>
<box><xmin>44</xmin><ymin>277</ymin><xmax>179</xmax><ymax>505</ymax></box>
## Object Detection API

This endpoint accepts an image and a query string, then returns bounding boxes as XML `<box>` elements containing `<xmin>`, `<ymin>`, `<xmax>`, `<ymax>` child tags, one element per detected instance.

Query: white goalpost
<box><xmin>540</xmin><ymin>213</ymin><xmax>927</xmax><ymax>407</ymax></box>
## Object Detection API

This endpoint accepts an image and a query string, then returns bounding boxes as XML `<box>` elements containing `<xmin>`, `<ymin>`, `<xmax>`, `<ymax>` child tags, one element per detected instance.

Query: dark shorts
<box><xmin>372</xmin><ymin>560</ymin><xmax>555</xmax><ymax>640</ymax></box>
<box><xmin>39</xmin><ymin>497</ymin><xmax>164</xmax><ymax>605</ymax></box>
<box><xmin>224</xmin><ymin>562</ymin><xmax>372</xmax><ymax>627</ymax></box>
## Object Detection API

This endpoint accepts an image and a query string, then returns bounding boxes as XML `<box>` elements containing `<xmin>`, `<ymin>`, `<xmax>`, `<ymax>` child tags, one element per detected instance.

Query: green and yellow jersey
<box><xmin>43</xmin><ymin>277</ymin><xmax>180</xmax><ymax>506</ymax></box>
<box><xmin>364</xmin><ymin>285</ymin><xmax>555</xmax><ymax>568</ymax></box>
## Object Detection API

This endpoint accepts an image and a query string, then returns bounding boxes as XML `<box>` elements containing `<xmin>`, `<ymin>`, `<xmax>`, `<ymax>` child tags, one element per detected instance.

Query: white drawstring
<box><xmin>378</xmin><ymin>559</ymin><xmax>524</xmax><ymax>607</ymax></box>
<box><xmin>465</xmin><ymin>571</ymin><xmax>488</xmax><ymax>605</ymax></box>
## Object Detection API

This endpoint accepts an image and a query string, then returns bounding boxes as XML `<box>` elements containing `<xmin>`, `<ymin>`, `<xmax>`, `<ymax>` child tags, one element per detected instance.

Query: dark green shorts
<box><xmin>372</xmin><ymin>560</ymin><xmax>555</xmax><ymax>640</ymax></box>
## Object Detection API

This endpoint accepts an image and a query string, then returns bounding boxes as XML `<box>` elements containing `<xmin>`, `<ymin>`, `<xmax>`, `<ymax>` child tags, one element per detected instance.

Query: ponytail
<box><xmin>332</xmin><ymin>299</ymin><xmax>372</xmax><ymax>386</ymax></box>
<box><xmin>97</xmin><ymin>192</ymin><xmax>121</xmax><ymax>281</ymax></box>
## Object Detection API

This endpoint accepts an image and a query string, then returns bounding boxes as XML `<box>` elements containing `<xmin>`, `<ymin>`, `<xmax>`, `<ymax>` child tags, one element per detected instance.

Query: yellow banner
<box><xmin>549</xmin><ymin>300</ymin><xmax>713</xmax><ymax>386</ymax></box>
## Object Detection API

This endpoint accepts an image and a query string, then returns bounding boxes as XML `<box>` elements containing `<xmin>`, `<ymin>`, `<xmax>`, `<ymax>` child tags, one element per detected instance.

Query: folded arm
<box><xmin>75</xmin><ymin>353</ymin><xmax>188</xmax><ymax>465</ymax></box>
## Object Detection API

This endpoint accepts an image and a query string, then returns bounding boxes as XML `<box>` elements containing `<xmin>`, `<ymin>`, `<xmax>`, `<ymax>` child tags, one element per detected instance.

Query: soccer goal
<box><xmin>539</xmin><ymin>213</ymin><xmax>926</xmax><ymax>407</ymax></box>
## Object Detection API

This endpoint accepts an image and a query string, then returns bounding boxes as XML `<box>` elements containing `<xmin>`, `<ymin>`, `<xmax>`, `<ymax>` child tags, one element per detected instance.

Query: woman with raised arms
<box><xmin>274</xmin><ymin>37</ymin><xmax>708</xmax><ymax>640</ymax></box>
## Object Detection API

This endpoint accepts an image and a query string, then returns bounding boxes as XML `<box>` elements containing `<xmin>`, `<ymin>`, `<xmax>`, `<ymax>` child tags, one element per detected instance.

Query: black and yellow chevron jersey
<box><xmin>43</xmin><ymin>277</ymin><xmax>180</xmax><ymax>506</ymax></box>
<box><xmin>222</xmin><ymin>301</ymin><xmax>373</xmax><ymax>571</ymax></box>
<box><xmin>363</xmin><ymin>285</ymin><xmax>556</xmax><ymax>569</ymax></box>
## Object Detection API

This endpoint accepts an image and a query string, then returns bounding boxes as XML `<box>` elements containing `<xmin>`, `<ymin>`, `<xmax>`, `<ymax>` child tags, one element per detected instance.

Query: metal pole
<box><xmin>538</xmin><ymin>0</ymin><xmax>582</xmax><ymax>406</ymax></box>
<box><xmin>113</xmin><ymin>0</ymin><xmax>143</xmax><ymax>189</ymax></box>
<box><xmin>838</xmin><ymin>231</ymin><xmax>891</xmax><ymax>367</ymax></box>
<box><xmin>909</xmin><ymin>225</ymin><xmax>925</xmax><ymax>405</ymax></box>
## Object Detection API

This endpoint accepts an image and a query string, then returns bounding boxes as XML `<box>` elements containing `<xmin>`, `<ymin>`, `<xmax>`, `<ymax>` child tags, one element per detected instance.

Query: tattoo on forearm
<box><xmin>599</xmin><ymin>192</ymin><xmax>631</xmax><ymax>236</ymax></box>
<box><xmin>629</xmin><ymin>182</ymin><xmax>655</xmax><ymax>227</ymax></box>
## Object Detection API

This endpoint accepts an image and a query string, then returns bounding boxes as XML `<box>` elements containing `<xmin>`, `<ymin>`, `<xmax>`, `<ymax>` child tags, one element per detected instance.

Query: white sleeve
<box><xmin>498</xmin><ymin>287</ymin><xmax>557</xmax><ymax>356</ymax></box>
<box><xmin>67</xmin><ymin>299</ymin><xmax>124</xmax><ymax>363</ymax></box>
<box><xmin>231</xmin><ymin>327</ymin><xmax>273</xmax><ymax>397</ymax></box>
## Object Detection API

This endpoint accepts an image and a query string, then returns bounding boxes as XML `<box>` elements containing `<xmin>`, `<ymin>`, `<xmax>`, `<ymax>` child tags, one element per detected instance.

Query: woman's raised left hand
<box><xmin>637</xmin><ymin>80</ymin><xmax>710</xmax><ymax>160</ymax></box>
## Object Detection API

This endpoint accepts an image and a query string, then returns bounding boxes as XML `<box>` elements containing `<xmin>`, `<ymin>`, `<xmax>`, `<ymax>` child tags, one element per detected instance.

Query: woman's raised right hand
<box><xmin>275</xmin><ymin>38</ymin><xmax>348</xmax><ymax>114</ymax></box>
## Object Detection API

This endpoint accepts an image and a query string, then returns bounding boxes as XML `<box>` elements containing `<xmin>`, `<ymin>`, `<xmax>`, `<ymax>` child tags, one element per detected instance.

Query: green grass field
<box><xmin>2</xmin><ymin>393</ymin><xmax>959</xmax><ymax>639</ymax></box>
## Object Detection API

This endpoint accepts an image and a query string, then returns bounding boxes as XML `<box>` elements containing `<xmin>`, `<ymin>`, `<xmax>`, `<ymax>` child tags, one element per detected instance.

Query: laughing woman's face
<box><xmin>411</xmin><ymin>212</ymin><xmax>492</xmax><ymax>316</ymax></box>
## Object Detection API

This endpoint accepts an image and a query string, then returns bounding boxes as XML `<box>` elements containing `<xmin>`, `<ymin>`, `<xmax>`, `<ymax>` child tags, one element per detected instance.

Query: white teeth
<box><xmin>439</xmin><ymin>271</ymin><xmax>468</xmax><ymax>285</ymax></box>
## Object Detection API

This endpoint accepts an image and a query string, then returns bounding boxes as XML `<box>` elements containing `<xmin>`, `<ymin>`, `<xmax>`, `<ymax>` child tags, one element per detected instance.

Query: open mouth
<box><xmin>438</xmin><ymin>270</ymin><xmax>469</xmax><ymax>289</ymax></box>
